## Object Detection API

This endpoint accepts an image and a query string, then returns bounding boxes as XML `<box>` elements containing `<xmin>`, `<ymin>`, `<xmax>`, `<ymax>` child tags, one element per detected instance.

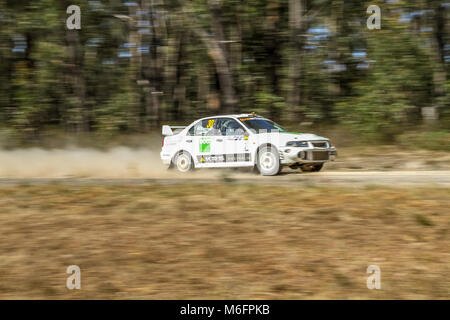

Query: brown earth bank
<box><xmin>326</xmin><ymin>146</ymin><xmax>450</xmax><ymax>171</ymax></box>
<box><xmin>0</xmin><ymin>183</ymin><xmax>448</xmax><ymax>299</ymax></box>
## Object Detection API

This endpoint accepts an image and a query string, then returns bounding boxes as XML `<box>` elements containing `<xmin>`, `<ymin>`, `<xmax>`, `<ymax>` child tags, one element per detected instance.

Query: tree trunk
<box><xmin>65</xmin><ymin>29</ymin><xmax>88</xmax><ymax>133</ymax></box>
<box><xmin>140</xmin><ymin>0</ymin><xmax>167</xmax><ymax>129</ymax></box>
<box><xmin>185</xmin><ymin>1</ymin><xmax>237</xmax><ymax>114</ymax></box>
<box><xmin>431</xmin><ymin>0</ymin><xmax>447</xmax><ymax>100</ymax></box>
<box><xmin>287</xmin><ymin>0</ymin><xmax>305</xmax><ymax>120</ymax></box>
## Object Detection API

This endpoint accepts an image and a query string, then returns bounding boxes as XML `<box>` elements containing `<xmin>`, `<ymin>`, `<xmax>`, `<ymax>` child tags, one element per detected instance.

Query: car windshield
<box><xmin>239</xmin><ymin>118</ymin><xmax>288</xmax><ymax>133</ymax></box>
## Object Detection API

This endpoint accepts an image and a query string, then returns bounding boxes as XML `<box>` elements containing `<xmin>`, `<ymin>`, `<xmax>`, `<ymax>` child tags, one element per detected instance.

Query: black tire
<box><xmin>173</xmin><ymin>151</ymin><xmax>194</xmax><ymax>173</ymax></box>
<box><xmin>256</xmin><ymin>146</ymin><xmax>281</xmax><ymax>176</ymax></box>
<box><xmin>300</xmin><ymin>163</ymin><xmax>323</xmax><ymax>172</ymax></box>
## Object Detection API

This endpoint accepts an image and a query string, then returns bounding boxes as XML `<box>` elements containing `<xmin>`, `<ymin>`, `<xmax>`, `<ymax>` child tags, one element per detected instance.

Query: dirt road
<box><xmin>0</xmin><ymin>170</ymin><xmax>449</xmax><ymax>186</ymax></box>
<box><xmin>0</xmin><ymin>145</ymin><xmax>449</xmax><ymax>186</ymax></box>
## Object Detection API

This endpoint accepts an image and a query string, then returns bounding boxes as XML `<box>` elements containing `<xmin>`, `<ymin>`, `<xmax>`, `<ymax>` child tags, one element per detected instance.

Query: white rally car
<box><xmin>160</xmin><ymin>114</ymin><xmax>337</xmax><ymax>176</ymax></box>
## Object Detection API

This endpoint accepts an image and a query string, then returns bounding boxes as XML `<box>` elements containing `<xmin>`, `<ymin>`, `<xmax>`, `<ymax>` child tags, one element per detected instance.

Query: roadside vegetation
<box><xmin>0</xmin><ymin>1</ymin><xmax>449</xmax><ymax>145</ymax></box>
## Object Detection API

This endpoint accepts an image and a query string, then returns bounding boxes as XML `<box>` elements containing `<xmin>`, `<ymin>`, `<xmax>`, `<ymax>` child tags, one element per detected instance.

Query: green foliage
<box><xmin>335</xmin><ymin>14</ymin><xmax>435</xmax><ymax>141</ymax></box>
<box><xmin>93</xmin><ymin>88</ymin><xmax>139</xmax><ymax>133</ymax></box>
<box><xmin>0</xmin><ymin>0</ymin><xmax>448</xmax><ymax>144</ymax></box>
<box><xmin>253</xmin><ymin>91</ymin><xmax>286</xmax><ymax>117</ymax></box>
<box><xmin>414</xmin><ymin>214</ymin><xmax>434</xmax><ymax>227</ymax></box>
<box><xmin>397</xmin><ymin>131</ymin><xmax>450</xmax><ymax>151</ymax></box>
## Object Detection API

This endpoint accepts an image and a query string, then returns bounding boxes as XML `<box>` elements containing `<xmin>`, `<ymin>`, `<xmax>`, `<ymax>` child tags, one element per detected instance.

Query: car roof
<box><xmin>198</xmin><ymin>114</ymin><xmax>264</xmax><ymax>121</ymax></box>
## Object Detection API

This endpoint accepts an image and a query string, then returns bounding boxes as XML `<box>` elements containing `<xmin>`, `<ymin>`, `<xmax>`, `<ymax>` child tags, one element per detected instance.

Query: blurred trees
<box><xmin>0</xmin><ymin>0</ymin><xmax>448</xmax><ymax>141</ymax></box>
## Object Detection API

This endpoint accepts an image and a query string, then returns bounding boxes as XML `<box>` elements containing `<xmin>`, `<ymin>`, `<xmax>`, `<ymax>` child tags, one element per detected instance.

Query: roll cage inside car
<box><xmin>186</xmin><ymin>116</ymin><xmax>287</xmax><ymax>136</ymax></box>
<box><xmin>187</xmin><ymin>117</ymin><xmax>249</xmax><ymax>137</ymax></box>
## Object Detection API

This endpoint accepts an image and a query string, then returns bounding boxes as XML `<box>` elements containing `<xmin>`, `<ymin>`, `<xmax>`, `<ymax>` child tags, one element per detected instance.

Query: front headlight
<box><xmin>286</xmin><ymin>141</ymin><xmax>309</xmax><ymax>147</ymax></box>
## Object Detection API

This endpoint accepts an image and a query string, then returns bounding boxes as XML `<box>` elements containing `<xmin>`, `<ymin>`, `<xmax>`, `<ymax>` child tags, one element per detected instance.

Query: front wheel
<box><xmin>300</xmin><ymin>163</ymin><xmax>323</xmax><ymax>172</ymax></box>
<box><xmin>174</xmin><ymin>151</ymin><xmax>194</xmax><ymax>173</ymax></box>
<box><xmin>257</xmin><ymin>146</ymin><xmax>281</xmax><ymax>176</ymax></box>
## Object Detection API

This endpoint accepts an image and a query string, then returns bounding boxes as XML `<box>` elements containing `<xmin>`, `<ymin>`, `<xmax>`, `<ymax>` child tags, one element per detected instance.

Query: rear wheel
<box><xmin>174</xmin><ymin>151</ymin><xmax>193</xmax><ymax>173</ymax></box>
<box><xmin>300</xmin><ymin>163</ymin><xmax>323</xmax><ymax>172</ymax></box>
<box><xmin>257</xmin><ymin>146</ymin><xmax>281</xmax><ymax>176</ymax></box>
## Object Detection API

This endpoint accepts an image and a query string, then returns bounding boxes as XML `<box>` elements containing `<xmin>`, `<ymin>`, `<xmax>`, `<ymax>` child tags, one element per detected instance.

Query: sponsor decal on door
<box><xmin>199</xmin><ymin>137</ymin><xmax>211</xmax><ymax>153</ymax></box>
<box><xmin>197</xmin><ymin>153</ymin><xmax>251</xmax><ymax>163</ymax></box>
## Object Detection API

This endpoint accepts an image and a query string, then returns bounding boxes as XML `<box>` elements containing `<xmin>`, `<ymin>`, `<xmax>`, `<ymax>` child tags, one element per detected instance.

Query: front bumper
<box><xmin>280</xmin><ymin>147</ymin><xmax>337</xmax><ymax>164</ymax></box>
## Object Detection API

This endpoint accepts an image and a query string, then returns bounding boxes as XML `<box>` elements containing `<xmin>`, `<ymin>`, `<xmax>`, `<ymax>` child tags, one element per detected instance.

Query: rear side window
<box><xmin>188</xmin><ymin>119</ymin><xmax>219</xmax><ymax>136</ymax></box>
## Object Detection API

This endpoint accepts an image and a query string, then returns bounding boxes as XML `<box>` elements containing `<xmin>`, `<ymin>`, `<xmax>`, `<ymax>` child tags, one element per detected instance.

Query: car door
<box><xmin>188</xmin><ymin>118</ymin><xmax>221</xmax><ymax>167</ymax></box>
<box><xmin>214</xmin><ymin>118</ymin><xmax>253</xmax><ymax>167</ymax></box>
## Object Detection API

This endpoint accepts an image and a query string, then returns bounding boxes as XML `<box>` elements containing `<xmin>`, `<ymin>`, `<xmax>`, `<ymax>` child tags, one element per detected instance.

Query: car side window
<box><xmin>215</xmin><ymin>118</ymin><xmax>246</xmax><ymax>136</ymax></box>
<box><xmin>191</xmin><ymin>119</ymin><xmax>219</xmax><ymax>136</ymax></box>
<box><xmin>187</xmin><ymin>124</ymin><xmax>195</xmax><ymax>136</ymax></box>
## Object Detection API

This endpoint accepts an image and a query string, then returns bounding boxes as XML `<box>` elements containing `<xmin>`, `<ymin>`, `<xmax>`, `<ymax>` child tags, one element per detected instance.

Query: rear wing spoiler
<box><xmin>162</xmin><ymin>125</ymin><xmax>186</xmax><ymax>136</ymax></box>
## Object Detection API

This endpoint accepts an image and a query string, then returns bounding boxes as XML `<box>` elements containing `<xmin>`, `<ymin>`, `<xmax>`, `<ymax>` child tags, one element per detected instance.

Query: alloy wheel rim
<box><xmin>177</xmin><ymin>155</ymin><xmax>190</xmax><ymax>171</ymax></box>
<box><xmin>260</xmin><ymin>152</ymin><xmax>275</xmax><ymax>170</ymax></box>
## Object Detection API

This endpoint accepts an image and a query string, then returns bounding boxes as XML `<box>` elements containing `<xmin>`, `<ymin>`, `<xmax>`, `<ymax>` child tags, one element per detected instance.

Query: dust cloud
<box><xmin>0</xmin><ymin>147</ymin><xmax>255</xmax><ymax>179</ymax></box>
<box><xmin>0</xmin><ymin>147</ymin><xmax>173</xmax><ymax>178</ymax></box>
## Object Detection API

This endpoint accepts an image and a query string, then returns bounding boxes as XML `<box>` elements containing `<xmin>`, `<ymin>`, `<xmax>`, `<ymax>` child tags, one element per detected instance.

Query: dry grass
<box><xmin>0</xmin><ymin>183</ymin><xmax>448</xmax><ymax>299</ymax></box>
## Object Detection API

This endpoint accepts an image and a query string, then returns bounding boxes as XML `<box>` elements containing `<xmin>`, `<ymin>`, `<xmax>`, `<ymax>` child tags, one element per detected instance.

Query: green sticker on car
<box><xmin>199</xmin><ymin>138</ymin><xmax>211</xmax><ymax>153</ymax></box>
